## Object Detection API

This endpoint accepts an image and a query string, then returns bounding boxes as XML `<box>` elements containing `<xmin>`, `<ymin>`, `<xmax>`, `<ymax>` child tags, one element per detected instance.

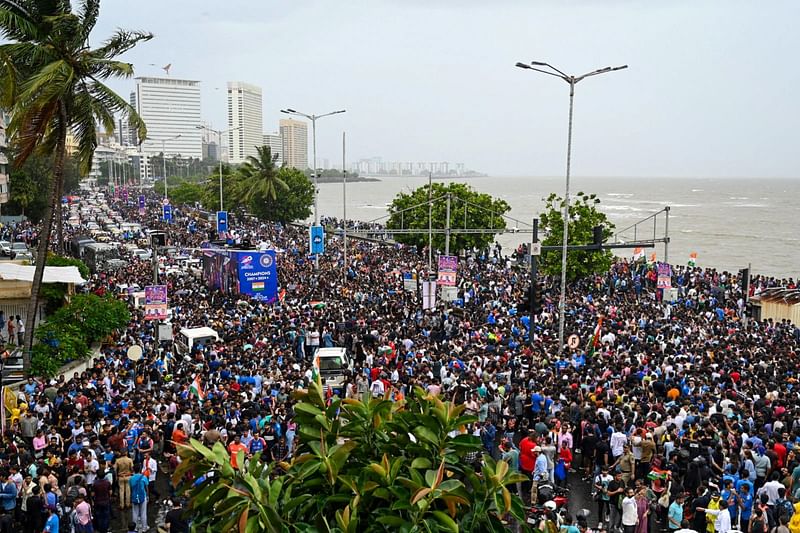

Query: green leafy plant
<box><xmin>173</xmin><ymin>378</ymin><xmax>529</xmax><ymax>532</ymax></box>
<box><xmin>29</xmin><ymin>293</ymin><xmax>129</xmax><ymax>377</ymax></box>
<box><xmin>539</xmin><ymin>192</ymin><xmax>616</xmax><ymax>280</ymax></box>
<box><xmin>386</xmin><ymin>182</ymin><xmax>510</xmax><ymax>253</ymax></box>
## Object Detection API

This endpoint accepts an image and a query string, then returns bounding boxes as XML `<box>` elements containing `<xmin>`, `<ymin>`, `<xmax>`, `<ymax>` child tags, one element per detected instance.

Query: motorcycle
<box><xmin>526</xmin><ymin>482</ymin><xmax>570</xmax><ymax>527</ymax></box>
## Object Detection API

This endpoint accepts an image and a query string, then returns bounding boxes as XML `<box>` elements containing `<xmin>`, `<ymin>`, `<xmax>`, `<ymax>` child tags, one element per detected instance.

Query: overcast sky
<box><xmin>93</xmin><ymin>0</ymin><xmax>800</xmax><ymax>178</ymax></box>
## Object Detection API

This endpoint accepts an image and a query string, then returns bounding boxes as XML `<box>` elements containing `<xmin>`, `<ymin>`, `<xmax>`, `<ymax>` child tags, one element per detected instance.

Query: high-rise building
<box><xmin>262</xmin><ymin>133</ymin><xmax>283</xmax><ymax>164</ymax></box>
<box><xmin>0</xmin><ymin>112</ymin><xmax>9</xmax><ymax>205</ymax></box>
<box><xmin>227</xmin><ymin>81</ymin><xmax>263</xmax><ymax>164</ymax></box>
<box><xmin>134</xmin><ymin>77</ymin><xmax>202</xmax><ymax>162</ymax></box>
<box><xmin>279</xmin><ymin>119</ymin><xmax>308</xmax><ymax>170</ymax></box>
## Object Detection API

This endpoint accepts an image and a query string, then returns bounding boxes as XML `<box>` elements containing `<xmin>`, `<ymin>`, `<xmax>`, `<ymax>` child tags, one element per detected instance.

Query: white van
<box><xmin>314</xmin><ymin>347</ymin><xmax>352</xmax><ymax>390</ymax></box>
<box><xmin>176</xmin><ymin>327</ymin><xmax>220</xmax><ymax>354</ymax></box>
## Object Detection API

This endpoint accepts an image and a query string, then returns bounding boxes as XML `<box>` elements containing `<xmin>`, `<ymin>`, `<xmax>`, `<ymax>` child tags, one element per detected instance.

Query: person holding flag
<box><xmin>586</xmin><ymin>315</ymin><xmax>605</xmax><ymax>358</ymax></box>
<box><xmin>190</xmin><ymin>375</ymin><xmax>204</xmax><ymax>402</ymax></box>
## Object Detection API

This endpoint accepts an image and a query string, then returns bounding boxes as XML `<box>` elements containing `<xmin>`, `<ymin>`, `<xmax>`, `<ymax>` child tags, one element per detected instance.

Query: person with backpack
<box><xmin>775</xmin><ymin>488</ymin><xmax>794</xmax><ymax>523</ymax></box>
<box><xmin>128</xmin><ymin>464</ymin><xmax>149</xmax><ymax>533</ymax></box>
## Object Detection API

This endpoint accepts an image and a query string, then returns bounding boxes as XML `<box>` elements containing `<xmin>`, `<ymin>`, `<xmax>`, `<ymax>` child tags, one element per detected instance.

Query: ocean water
<box><xmin>316</xmin><ymin>176</ymin><xmax>800</xmax><ymax>279</ymax></box>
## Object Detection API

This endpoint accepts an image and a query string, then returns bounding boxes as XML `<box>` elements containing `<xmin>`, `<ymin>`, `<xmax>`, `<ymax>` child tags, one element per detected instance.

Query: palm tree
<box><xmin>0</xmin><ymin>0</ymin><xmax>151</xmax><ymax>368</ymax></box>
<box><xmin>236</xmin><ymin>145</ymin><xmax>288</xmax><ymax>203</ymax></box>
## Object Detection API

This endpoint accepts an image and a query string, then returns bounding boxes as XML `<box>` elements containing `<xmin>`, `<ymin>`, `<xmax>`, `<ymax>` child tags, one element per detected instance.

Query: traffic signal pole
<box><xmin>528</xmin><ymin>224</ymin><xmax>655</xmax><ymax>350</ymax></box>
<box><xmin>530</xmin><ymin>218</ymin><xmax>538</xmax><ymax>347</ymax></box>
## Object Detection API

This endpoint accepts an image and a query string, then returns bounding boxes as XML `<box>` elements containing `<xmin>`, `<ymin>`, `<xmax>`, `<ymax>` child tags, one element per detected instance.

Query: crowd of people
<box><xmin>0</xmin><ymin>188</ymin><xmax>797</xmax><ymax>533</ymax></box>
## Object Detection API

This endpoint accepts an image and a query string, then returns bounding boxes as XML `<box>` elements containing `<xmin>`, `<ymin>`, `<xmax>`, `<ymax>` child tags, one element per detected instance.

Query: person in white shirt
<box><xmin>621</xmin><ymin>488</ymin><xmax>639</xmax><ymax>533</ymax></box>
<box><xmin>698</xmin><ymin>495</ymin><xmax>733</xmax><ymax>533</ymax></box>
<box><xmin>610</xmin><ymin>429</ymin><xmax>628</xmax><ymax>460</ymax></box>
<box><xmin>370</xmin><ymin>379</ymin><xmax>385</xmax><ymax>398</ymax></box>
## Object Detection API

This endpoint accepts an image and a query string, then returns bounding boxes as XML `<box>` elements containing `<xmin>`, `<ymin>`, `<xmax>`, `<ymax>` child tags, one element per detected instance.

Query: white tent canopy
<box><xmin>0</xmin><ymin>264</ymin><xmax>87</xmax><ymax>284</ymax></box>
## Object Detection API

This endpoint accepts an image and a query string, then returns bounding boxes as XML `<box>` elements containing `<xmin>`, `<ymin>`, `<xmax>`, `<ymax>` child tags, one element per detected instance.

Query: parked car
<box><xmin>0</xmin><ymin>241</ymin><xmax>11</xmax><ymax>256</ymax></box>
<box><xmin>10</xmin><ymin>242</ymin><xmax>29</xmax><ymax>257</ymax></box>
<box><xmin>132</xmin><ymin>248</ymin><xmax>152</xmax><ymax>260</ymax></box>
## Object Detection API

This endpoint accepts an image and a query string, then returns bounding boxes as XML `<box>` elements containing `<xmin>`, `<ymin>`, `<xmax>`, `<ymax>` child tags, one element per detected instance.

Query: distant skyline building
<box><xmin>279</xmin><ymin>119</ymin><xmax>308</xmax><ymax>170</ymax></box>
<box><xmin>262</xmin><ymin>132</ymin><xmax>283</xmax><ymax>164</ymax></box>
<box><xmin>227</xmin><ymin>81</ymin><xmax>263</xmax><ymax>164</ymax></box>
<box><xmin>351</xmin><ymin>158</ymin><xmax>476</xmax><ymax>177</ymax></box>
<box><xmin>134</xmin><ymin>76</ymin><xmax>202</xmax><ymax>161</ymax></box>
<box><xmin>202</xmin><ymin>141</ymin><xmax>219</xmax><ymax>161</ymax></box>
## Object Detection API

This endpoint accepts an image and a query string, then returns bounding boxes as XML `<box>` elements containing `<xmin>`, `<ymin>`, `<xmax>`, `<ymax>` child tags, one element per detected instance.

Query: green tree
<box><xmin>539</xmin><ymin>192</ymin><xmax>615</xmax><ymax>281</ymax></box>
<box><xmin>386</xmin><ymin>182</ymin><xmax>510</xmax><ymax>253</ymax></box>
<box><xmin>6</xmin><ymin>157</ymin><xmax>43</xmax><ymax>217</ymax></box>
<box><xmin>0</xmin><ymin>0</ymin><xmax>152</xmax><ymax>365</ymax></box>
<box><xmin>168</xmin><ymin>181</ymin><xmax>205</xmax><ymax>206</ymax></box>
<box><xmin>174</xmin><ymin>378</ymin><xmax>528</xmax><ymax>532</ymax></box>
<box><xmin>200</xmin><ymin>163</ymin><xmax>237</xmax><ymax>212</ymax></box>
<box><xmin>248</xmin><ymin>167</ymin><xmax>314</xmax><ymax>223</ymax></box>
<box><xmin>235</xmin><ymin>145</ymin><xmax>287</xmax><ymax>202</ymax></box>
<box><xmin>29</xmin><ymin>293</ymin><xmax>129</xmax><ymax>378</ymax></box>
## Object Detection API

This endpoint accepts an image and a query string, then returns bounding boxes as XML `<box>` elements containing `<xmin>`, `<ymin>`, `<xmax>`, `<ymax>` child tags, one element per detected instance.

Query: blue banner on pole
<box><xmin>217</xmin><ymin>211</ymin><xmax>228</xmax><ymax>234</ymax></box>
<box><xmin>236</xmin><ymin>251</ymin><xmax>278</xmax><ymax>302</ymax></box>
<box><xmin>138</xmin><ymin>194</ymin><xmax>146</xmax><ymax>213</ymax></box>
<box><xmin>162</xmin><ymin>204</ymin><xmax>172</xmax><ymax>222</ymax></box>
<box><xmin>310</xmin><ymin>225</ymin><xmax>324</xmax><ymax>255</ymax></box>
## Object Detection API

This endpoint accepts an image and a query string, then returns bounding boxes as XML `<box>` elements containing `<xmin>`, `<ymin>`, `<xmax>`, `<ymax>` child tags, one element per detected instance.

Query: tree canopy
<box><xmin>173</xmin><ymin>377</ymin><xmax>528</xmax><ymax>532</ymax></box>
<box><xmin>161</xmin><ymin>159</ymin><xmax>314</xmax><ymax>224</ymax></box>
<box><xmin>539</xmin><ymin>192</ymin><xmax>615</xmax><ymax>280</ymax></box>
<box><xmin>386</xmin><ymin>182</ymin><xmax>510</xmax><ymax>253</ymax></box>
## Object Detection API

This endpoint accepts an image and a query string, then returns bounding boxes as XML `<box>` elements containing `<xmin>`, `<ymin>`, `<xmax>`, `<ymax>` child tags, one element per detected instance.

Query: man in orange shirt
<box><xmin>228</xmin><ymin>434</ymin><xmax>248</xmax><ymax>469</ymax></box>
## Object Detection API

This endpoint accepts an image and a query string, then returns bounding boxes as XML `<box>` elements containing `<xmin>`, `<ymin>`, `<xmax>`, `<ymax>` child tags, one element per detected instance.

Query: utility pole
<box><xmin>427</xmin><ymin>172</ymin><xmax>432</xmax><ymax>276</ymax></box>
<box><xmin>445</xmin><ymin>193</ymin><xmax>451</xmax><ymax>256</ymax></box>
<box><xmin>516</xmin><ymin>59</ymin><xmax>627</xmax><ymax>355</ymax></box>
<box><xmin>342</xmin><ymin>131</ymin><xmax>347</xmax><ymax>284</ymax></box>
<box><xmin>530</xmin><ymin>218</ymin><xmax>539</xmax><ymax>347</ymax></box>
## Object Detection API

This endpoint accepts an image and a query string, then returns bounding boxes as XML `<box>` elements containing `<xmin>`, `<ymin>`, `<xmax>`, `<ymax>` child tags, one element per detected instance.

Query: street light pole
<box><xmin>280</xmin><ymin>108</ymin><xmax>346</xmax><ymax>270</ymax></box>
<box><xmin>196</xmin><ymin>125</ymin><xmax>241</xmax><ymax>212</ymax></box>
<box><xmin>516</xmin><ymin>60</ymin><xmax>627</xmax><ymax>355</ymax></box>
<box><xmin>147</xmin><ymin>134</ymin><xmax>182</xmax><ymax>203</ymax></box>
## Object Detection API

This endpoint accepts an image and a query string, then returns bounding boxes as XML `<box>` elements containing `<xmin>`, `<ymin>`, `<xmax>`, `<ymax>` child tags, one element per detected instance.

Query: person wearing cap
<box><xmin>114</xmin><ymin>449</ymin><xmax>134</xmax><ymax>509</ymax></box>
<box><xmin>613</xmin><ymin>444</ymin><xmax>635</xmax><ymax>487</ymax></box>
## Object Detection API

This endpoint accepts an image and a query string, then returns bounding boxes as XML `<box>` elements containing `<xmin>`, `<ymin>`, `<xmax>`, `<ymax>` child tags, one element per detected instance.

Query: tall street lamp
<box><xmin>516</xmin><ymin>60</ymin><xmax>627</xmax><ymax>355</ymax></box>
<box><xmin>147</xmin><ymin>134</ymin><xmax>182</xmax><ymax>202</ymax></box>
<box><xmin>197</xmin><ymin>125</ymin><xmax>241</xmax><ymax>211</ymax></box>
<box><xmin>280</xmin><ymin>108</ymin><xmax>346</xmax><ymax>269</ymax></box>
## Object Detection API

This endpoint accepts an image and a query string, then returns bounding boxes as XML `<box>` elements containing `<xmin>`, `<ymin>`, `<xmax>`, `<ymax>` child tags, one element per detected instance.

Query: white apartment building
<box><xmin>227</xmin><ymin>81</ymin><xmax>263</xmax><ymax>164</ymax></box>
<box><xmin>279</xmin><ymin>119</ymin><xmax>308</xmax><ymax>170</ymax></box>
<box><xmin>262</xmin><ymin>132</ymin><xmax>283</xmax><ymax>164</ymax></box>
<box><xmin>134</xmin><ymin>77</ymin><xmax>202</xmax><ymax>164</ymax></box>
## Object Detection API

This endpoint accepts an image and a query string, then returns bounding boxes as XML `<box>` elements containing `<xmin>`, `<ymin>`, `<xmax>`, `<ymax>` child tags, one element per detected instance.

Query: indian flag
<box><xmin>688</xmin><ymin>252</ymin><xmax>697</xmax><ymax>267</ymax></box>
<box><xmin>311</xmin><ymin>354</ymin><xmax>321</xmax><ymax>383</ymax></box>
<box><xmin>190</xmin><ymin>375</ymin><xmax>205</xmax><ymax>401</ymax></box>
<box><xmin>633</xmin><ymin>247</ymin><xmax>644</xmax><ymax>261</ymax></box>
<box><xmin>252</xmin><ymin>281</ymin><xmax>265</xmax><ymax>291</ymax></box>
<box><xmin>309</xmin><ymin>301</ymin><xmax>326</xmax><ymax>309</ymax></box>
<box><xmin>586</xmin><ymin>316</ymin><xmax>604</xmax><ymax>358</ymax></box>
